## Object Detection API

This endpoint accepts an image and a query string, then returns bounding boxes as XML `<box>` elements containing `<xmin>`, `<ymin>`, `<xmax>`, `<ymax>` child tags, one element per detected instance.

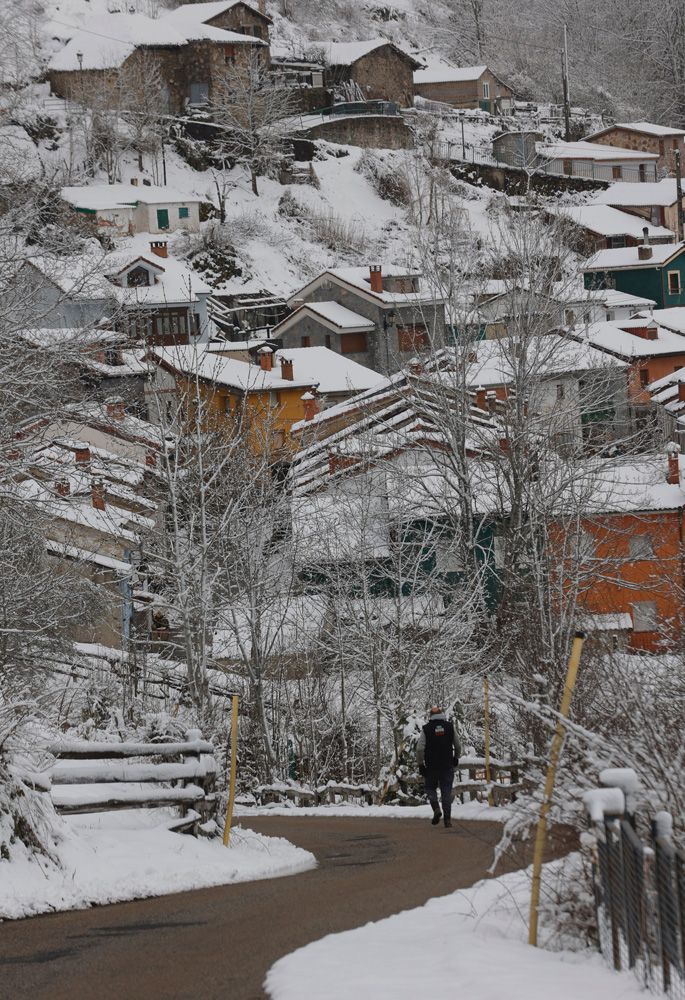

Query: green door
<box><xmin>156</xmin><ymin>208</ymin><xmax>170</xmax><ymax>230</ymax></box>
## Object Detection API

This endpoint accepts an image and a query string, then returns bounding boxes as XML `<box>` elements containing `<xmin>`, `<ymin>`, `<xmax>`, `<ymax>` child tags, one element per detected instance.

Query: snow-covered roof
<box><xmin>325</xmin><ymin>40</ymin><xmax>421</xmax><ymax>68</ymax></box>
<box><xmin>549</xmin><ymin>204</ymin><xmax>673</xmax><ymax>241</ymax></box>
<box><xmin>49</xmin><ymin>12</ymin><xmax>260</xmax><ymax>72</ymax></box>
<box><xmin>289</xmin><ymin>266</ymin><xmax>442</xmax><ymax>307</ymax></box>
<box><xmin>561</xmin><ymin>287</ymin><xmax>657</xmax><ymax>310</ymax></box>
<box><xmin>649</xmin><ymin>307</ymin><xmax>685</xmax><ymax>334</ymax></box>
<box><xmin>577</xmin><ymin>612</ymin><xmax>633</xmax><ymax>632</ymax></box>
<box><xmin>584</xmin><ymin>242</ymin><xmax>685</xmax><ymax>271</ymax></box>
<box><xmin>593</xmin><ymin>179</ymin><xmax>681</xmax><ymax>208</ymax></box>
<box><xmin>151</xmin><ymin>344</ymin><xmax>317</xmax><ymax>392</ymax></box>
<box><xmin>160</xmin><ymin>4</ymin><xmax>268</xmax><ymax>43</ymax></box>
<box><xmin>105</xmin><ymin>243</ymin><xmax>211</xmax><ymax>306</ymax></box>
<box><xmin>273</xmin><ymin>301</ymin><xmax>376</xmax><ymax>337</ymax></box>
<box><xmin>166</xmin><ymin>0</ymin><xmax>272</xmax><ymax>25</ymax></box>
<box><xmin>273</xmin><ymin>347</ymin><xmax>383</xmax><ymax>394</ymax></box>
<box><xmin>414</xmin><ymin>64</ymin><xmax>487</xmax><ymax>84</ymax></box>
<box><xmin>576</xmin><ymin>455</ymin><xmax>685</xmax><ymax>514</ymax></box>
<box><xmin>564</xmin><ymin>321</ymin><xmax>685</xmax><ymax>359</ymax></box>
<box><xmin>587</xmin><ymin>121</ymin><xmax>685</xmax><ymax>140</ymax></box>
<box><xmin>61</xmin><ymin>184</ymin><xmax>201</xmax><ymax>211</ymax></box>
<box><xmin>537</xmin><ymin>140</ymin><xmax>659</xmax><ymax>163</ymax></box>
<box><xmin>46</xmin><ymin>539</ymin><xmax>133</xmax><ymax>575</ymax></box>
<box><xmin>61</xmin><ymin>401</ymin><xmax>167</xmax><ymax>449</ymax></box>
<box><xmin>463</xmin><ymin>333</ymin><xmax>627</xmax><ymax>388</ymax></box>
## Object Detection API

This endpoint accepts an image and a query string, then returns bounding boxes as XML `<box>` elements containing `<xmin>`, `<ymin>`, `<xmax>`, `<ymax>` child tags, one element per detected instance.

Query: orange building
<box><xmin>568</xmin><ymin>450</ymin><xmax>685</xmax><ymax>651</ymax></box>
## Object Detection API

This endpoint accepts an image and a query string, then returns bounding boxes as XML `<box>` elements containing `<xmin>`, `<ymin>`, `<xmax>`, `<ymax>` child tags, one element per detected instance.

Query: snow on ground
<box><xmin>265</xmin><ymin>858</ymin><xmax>646</xmax><ymax>1000</ymax></box>
<box><xmin>236</xmin><ymin>800</ymin><xmax>510</xmax><ymax>821</ymax></box>
<box><xmin>0</xmin><ymin>809</ymin><xmax>315</xmax><ymax>920</ymax></box>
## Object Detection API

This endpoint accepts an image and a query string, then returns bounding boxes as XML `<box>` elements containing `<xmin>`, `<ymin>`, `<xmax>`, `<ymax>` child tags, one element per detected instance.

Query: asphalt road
<box><xmin>0</xmin><ymin>815</ymin><xmax>550</xmax><ymax>1000</ymax></box>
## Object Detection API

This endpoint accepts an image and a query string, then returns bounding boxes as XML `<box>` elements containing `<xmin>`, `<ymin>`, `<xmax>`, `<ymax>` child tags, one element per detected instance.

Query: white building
<box><xmin>61</xmin><ymin>184</ymin><xmax>202</xmax><ymax>237</ymax></box>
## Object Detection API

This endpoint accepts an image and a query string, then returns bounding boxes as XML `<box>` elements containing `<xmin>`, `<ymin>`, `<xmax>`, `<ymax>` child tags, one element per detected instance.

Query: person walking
<box><xmin>417</xmin><ymin>706</ymin><xmax>460</xmax><ymax>827</ymax></box>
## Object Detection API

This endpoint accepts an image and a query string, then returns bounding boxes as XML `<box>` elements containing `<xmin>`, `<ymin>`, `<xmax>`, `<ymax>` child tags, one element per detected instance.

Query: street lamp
<box><xmin>76</xmin><ymin>50</ymin><xmax>83</xmax><ymax>71</ymax></box>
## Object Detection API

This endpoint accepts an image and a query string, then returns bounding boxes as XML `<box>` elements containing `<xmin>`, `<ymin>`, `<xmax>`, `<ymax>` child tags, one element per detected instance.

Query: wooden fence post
<box><xmin>223</xmin><ymin>695</ymin><xmax>240</xmax><ymax>847</ymax></box>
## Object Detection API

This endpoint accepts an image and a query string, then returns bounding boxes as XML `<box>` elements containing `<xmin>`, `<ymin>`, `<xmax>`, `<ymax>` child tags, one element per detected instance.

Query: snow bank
<box><xmin>0</xmin><ymin>811</ymin><xmax>315</xmax><ymax>920</ymax></box>
<box><xmin>236</xmin><ymin>801</ymin><xmax>509</xmax><ymax>821</ymax></box>
<box><xmin>265</xmin><ymin>859</ymin><xmax>646</xmax><ymax>1000</ymax></box>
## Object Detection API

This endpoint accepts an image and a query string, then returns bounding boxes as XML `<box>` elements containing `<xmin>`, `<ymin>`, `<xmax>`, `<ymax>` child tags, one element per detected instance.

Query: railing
<box><xmin>586</xmin><ymin>776</ymin><xmax>685</xmax><ymax>997</ymax></box>
<box><xmin>46</xmin><ymin>729</ymin><xmax>217</xmax><ymax>835</ymax></box>
<box><xmin>435</xmin><ymin>140</ymin><xmax>656</xmax><ymax>183</ymax></box>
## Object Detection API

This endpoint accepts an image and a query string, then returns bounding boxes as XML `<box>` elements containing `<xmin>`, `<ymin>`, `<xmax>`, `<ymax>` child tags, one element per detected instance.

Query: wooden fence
<box><xmin>48</xmin><ymin>729</ymin><xmax>217</xmax><ymax>835</ymax></box>
<box><xmin>255</xmin><ymin>757</ymin><xmax>527</xmax><ymax>808</ymax></box>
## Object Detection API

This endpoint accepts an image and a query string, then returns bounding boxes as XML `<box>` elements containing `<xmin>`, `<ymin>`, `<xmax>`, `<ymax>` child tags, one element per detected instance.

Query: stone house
<box><xmin>272</xmin><ymin>265</ymin><xmax>447</xmax><ymax>375</ymax></box>
<box><xmin>548</xmin><ymin>204</ymin><xmax>674</xmax><ymax>253</ymax></box>
<box><xmin>60</xmin><ymin>183</ymin><xmax>202</xmax><ymax>237</ymax></box>
<box><xmin>536</xmin><ymin>140</ymin><xmax>659</xmax><ymax>182</ymax></box>
<box><xmin>48</xmin><ymin>11</ymin><xmax>267</xmax><ymax>113</ymax></box>
<box><xmin>413</xmin><ymin>65</ymin><xmax>514</xmax><ymax>113</ymax></box>
<box><xmin>584</xmin><ymin>122</ymin><xmax>685</xmax><ymax>176</ymax></box>
<box><xmin>323</xmin><ymin>40</ymin><xmax>422</xmax><ymax>108</ymax></box>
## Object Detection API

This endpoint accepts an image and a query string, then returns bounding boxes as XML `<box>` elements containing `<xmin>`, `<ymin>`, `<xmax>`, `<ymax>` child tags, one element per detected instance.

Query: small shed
<box><xmin>60</xmin><ymin>183</ymin><xmax>202</xmax><ymax>237</ymax></box>
<box><xmin>413</xmin><ymin>64</ymin><xmax>514</xmax><ymax>113</ymax></box>
<box><xmin>492</xmin><ymin>130</ymin><xmax>542</xmax><ymax>168</ymax></box>
<box><xmin>324</xmin><ymin>40</ymin><xmax>422</xmax><ymax>108</ymax></box>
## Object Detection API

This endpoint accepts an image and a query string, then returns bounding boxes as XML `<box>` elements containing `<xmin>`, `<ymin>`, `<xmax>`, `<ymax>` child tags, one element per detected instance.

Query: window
<box><xmin>564</xmin><ymin>309</ymin><xmax>576</xmax><ymax>326</ymax></box>
<box><xmin>482</xmin><ymin>81</ymin><xmax>490</xmax><ymax>99</ymax></box>
<box><xmin>189</xmin><ymin>82</ymin><xmax>209</xmax><ymax>105</ymax></box>
<box><xmin>631</xmin><ymin>600</ymin><xmax>657</xmax><ymax>633</ymax></box>
<box><xmin>300</xmin><ymin>335</ymin><xmax>311</xmax><ymax>347</ymax></box>
<box><xmin>612</xmin><ymin>165</ymin><xmax>622</xmax><ymax>180</ymax></box>
<box><xmin>126</xmin><ymin>265</ymin><xmax>150</xmax><ymax>287</ymax></box>
<box><xmin>659</xmin><ymin>140</ymin><xmax>665</xmax><ymax>156</ymax></box>
<box><xmin>325</xmin><ymin>334</ymin><xmax>331</xmax><ymax>349</ymax></box>
<box><xmin>639</xmin><ymin>369</ymin><xmax>650</xmax><ymax>388</ymax></box>
<box><xmin>224</xmin><ymin>46</ymin><xmax>235</xmax><ymax>65</ymax></box>
<box><xmin>668</xmin><ymin>270</ymin><xmax>682</xmax><ymax>295</ymax></box>
<box><xmin>639</xmin><ymin>164</ymin><xmax>646</xmax><ymax>182</ymax></box>
<box><xmin>340</xmin><ymin>332</ymin><xmax>367</xmax><ymax>354</ymax></box>
<box><xmin>398</xmin><ymin>325</ymin><xmax>429</xmax><ymax>352</ymax></box>
<box><xmin>605</xmin><ymin>309</ymin><xmax>615</xmax><ymax>321</ymax></box>
<box><xmin>629</xmin><ymin>534</ymin><xmax>655</xmax><ymax>559</ymax></box>
<box><xmin>224</xmin><ymin>395</ymin><xmax>232</xmax><ymax>414</ymax></box>
<box><xmin>608</xmin><ymin>236</ymin><xmax>626</xmax><ymax>248</ymax></box>
<box><xmin>556</xmin><ymin>383</ymin><xmax>565</xmax><ymax>400</ymax></box>
<box><xmin>178</xmin><ymin>206</ymin><xmax>189</xmax><ymax>219</ymax></box>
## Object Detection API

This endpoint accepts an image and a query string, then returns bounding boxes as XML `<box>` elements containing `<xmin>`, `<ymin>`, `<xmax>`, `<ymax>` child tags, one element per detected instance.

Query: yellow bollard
<box><xmin>484</xmin><ymin>676</ymin><xmax>493</xmax><ymax>807</ymax></box>
<box><xmin>223</xmin><ymin>694</ymin><xmax>240</xmax><ymax>847</ymax></box>
<box><xmin>528</xmin><ymin>630</ymin><xmax>585</xmax><ymax>946</ymax></box>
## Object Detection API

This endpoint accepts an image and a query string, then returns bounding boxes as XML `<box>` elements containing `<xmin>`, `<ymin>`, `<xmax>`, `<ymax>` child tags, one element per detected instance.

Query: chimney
<box><xmin>626</xmin><ymin>324</ymin><xmax>658</xmax><ymax>340</ymax></box>
<box><xmin>301</xmin><ymin>390</ymin><xmax>320</xmax><ymax>421</ymax></box>
<box><xmin>91</xmin><ymin>478</ymin><xmax>106</xmax><ymax>511</ymax></box>
<box><xmin>280</xmin><ymin>357</ymin><xmax>294</xmax><ymax>381</ymax></box>
<box><xmin>74</xmin><ymin>444</ymin><xmax>91</xmax><ymax>466</ymax></box>
<box><xmin>259</xmin><ymin>346</ymin><xmax>274</xmax><ymax>372</ymax></box>
<box><xmin>499</xmin><ymin>436</ymin><xmax>509</xmax><ymax>453</ymax></box>
<box><xmin>678</xmin><ymin>382</ymin><xmax>685</xmax><ymax>403</ymax></box>
<box><xmin>485</xmin><ymin>389</ymin><xmax>498</xmax><ymax>412</ymax></box>
<box><xmin>145</xmin><ymin>449</ymin><xmax>157</xmax><ymax>469</ymax></box>
<box><xmin>105</xmin><ymin>396</ymin><xmax>126</xmax><ymax>422</ymax></box>
<box><xmin>369</xmin><ymin>264</ymin><xmax>383</xmax><ymax>294</ymax></box>
<box><xmin>475</xmin><ymin>387</ymin><xmax>487</xmax><ymax>411</ymax></box>
<box><xmin>638</xmin><ymin>227</ymin><xmax>653</xmax><ymax>260</ymax></box>
<box><xmin>667</xmin><ymin>442</ymin><xmax>681</xmax><ymax>485</ymax></box>
<box><xmin>55</xmin><ymin>479</ymin><xmax>70</xmax><ymax>497</ymax></box>
<box><xmin>150</xmin><ymin>239</ymin><xmax>168</xmax><ymax>259</ymax></box>
<box><xmin>130</xmin><ymin>177</ymin><xmax>139</xmax><ymax>186</ymax></box>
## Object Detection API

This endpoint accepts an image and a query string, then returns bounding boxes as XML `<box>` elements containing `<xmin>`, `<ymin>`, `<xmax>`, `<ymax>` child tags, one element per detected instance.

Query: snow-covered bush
<box><xmin>355</xmin><ymin>150</ymin><xmax>410</xmax><ymax>207</ymax></box>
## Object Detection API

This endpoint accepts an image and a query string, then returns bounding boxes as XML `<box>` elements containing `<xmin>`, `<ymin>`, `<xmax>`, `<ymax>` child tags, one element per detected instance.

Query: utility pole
<box><xmin>461</xmin><ymin>114</ymin><xmax>466</xmax><ymax>159</ymax></box>
<box><xmin>676</xmin><ymin>149</ymin><xmax>684</xmax><ymax>243</ymax></box>
<box><xmin>562</xmin><ymin>23</ymin><xmax>571</xmax><ymax>142</ymax></box>
<box><xmin>161</xmin><ymin>126</ymin><xmax>168</xmax><ymax>186</ymax></box>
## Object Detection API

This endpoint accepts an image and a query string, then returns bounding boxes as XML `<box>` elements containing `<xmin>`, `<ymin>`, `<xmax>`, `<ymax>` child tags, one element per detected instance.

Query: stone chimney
<box><xmin>105</xmin><ymin>396</ymin><xmax>126</xmax><ymax>422</ymax></box>
<box><xmin>666</xmin><ymin>442</ymin><xmax>681</xmax><ymax>485</ymax></box>
<box><xmin>678</xmin><ymin>382</ymin><xmax>685</xmax><ymax>403</ymax></box>
<box><xmin>485</xmin><ymin>389</ymin><xmax>498</xmax><ymax>412</ymax></box>
<box><xmin>150</xmin><ymin>239</ymin><xmax>168</xmax><ymax>259</ymax></box>
<box><xmin>91</xmin><ymin>478</ymin><xmax>106</xmax><ymax>510</ymax></box>
<box><xmin>259</xmin><ymin>346</ymin><xmax>274</xmax><ymax>372</ymax></box>
<box><xmin>74</xmin><ymin>444</ymin><xmax>91</xmax><ymax>466</ymax></box>
<box><xmin>280</xmin><ymin>357</ymin><xmax>294</xmax><ymax>381</ymax></box>
<box><xmin>638</xmin><ymin>228</ymin><xmax>653</xmax><ymax>261</ymax></box>
<box><xmin>369</xmin><ymin>264</ymin><xmax>383</xmax><ymax>294</ymax></box>
<box><xmin>130</xmin><ymin>177</ymin><xmax>139</xmax><ymax>186</ymax></box>
<box><xmin>55</xmin><ymin>479</ymin><xmax>70</xmax><ymax>497</ymax></box>
<box><xmin>475</xmin><ymin>387</ymin><xmax>487</xmax><ymax>411</ymax></box>
<box><xmin>301</xmin><ymin>391</ymin><xmax>320</xmax><ymax>421</ymax></box>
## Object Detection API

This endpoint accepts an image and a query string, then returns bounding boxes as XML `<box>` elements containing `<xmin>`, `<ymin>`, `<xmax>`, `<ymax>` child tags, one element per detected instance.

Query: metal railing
<box><xmin>435</xmin><ymin>140</ymin><xmax>657</xmax><ymax>183</ymax></box>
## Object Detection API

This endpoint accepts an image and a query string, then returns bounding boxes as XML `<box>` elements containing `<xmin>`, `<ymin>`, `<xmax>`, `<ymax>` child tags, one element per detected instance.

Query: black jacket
<box><xmin>418</xmin><ymin>716</ymin><xmax>460</xmax><ymax>771</ymax></box>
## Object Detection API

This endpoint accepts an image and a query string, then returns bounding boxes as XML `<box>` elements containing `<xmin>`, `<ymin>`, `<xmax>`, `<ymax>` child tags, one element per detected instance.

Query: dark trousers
<box><xmin>424</xmin><ymin>767</ymin><xmax>454</xmax><ymax>816</ymax></box>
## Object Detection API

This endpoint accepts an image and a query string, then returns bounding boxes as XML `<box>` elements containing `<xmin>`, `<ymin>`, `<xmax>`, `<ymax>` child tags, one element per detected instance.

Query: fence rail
<box><xmin>45</xmin><ymin>730</ymin><xmax>217</xmax><ymax>835</ymax></box>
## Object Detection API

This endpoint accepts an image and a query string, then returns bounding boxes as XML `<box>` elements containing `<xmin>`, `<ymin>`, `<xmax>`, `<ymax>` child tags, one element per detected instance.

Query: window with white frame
<box><xmin>631</xmin><ymin>600</ymin><xmax>657</xmax><ymax>632</ymax></box>
<box><xmin>483</xmin><ymin>81</ymin><xmax>490</xmax><ymax>98</ymax></box>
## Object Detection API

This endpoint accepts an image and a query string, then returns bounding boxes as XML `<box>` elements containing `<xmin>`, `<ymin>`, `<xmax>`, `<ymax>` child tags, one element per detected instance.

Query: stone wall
<box><xmin>303</xmin><ymin>114</ymin><xmax>413</xmax><ymax>150</ymax></box>
<box><xmin>587</xmin><ymin>127</ymin><xmax>684</xmax><ymax>175</ymax></box>
<box><xmin>325</xmin><ymin>46</ymin><xmax>415</xmax><ymax>107</ymax></box>
<box><xmin>451</xmin><ymin>160</ymin><xmax>609</xmax><ymax>196</ymax></box>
